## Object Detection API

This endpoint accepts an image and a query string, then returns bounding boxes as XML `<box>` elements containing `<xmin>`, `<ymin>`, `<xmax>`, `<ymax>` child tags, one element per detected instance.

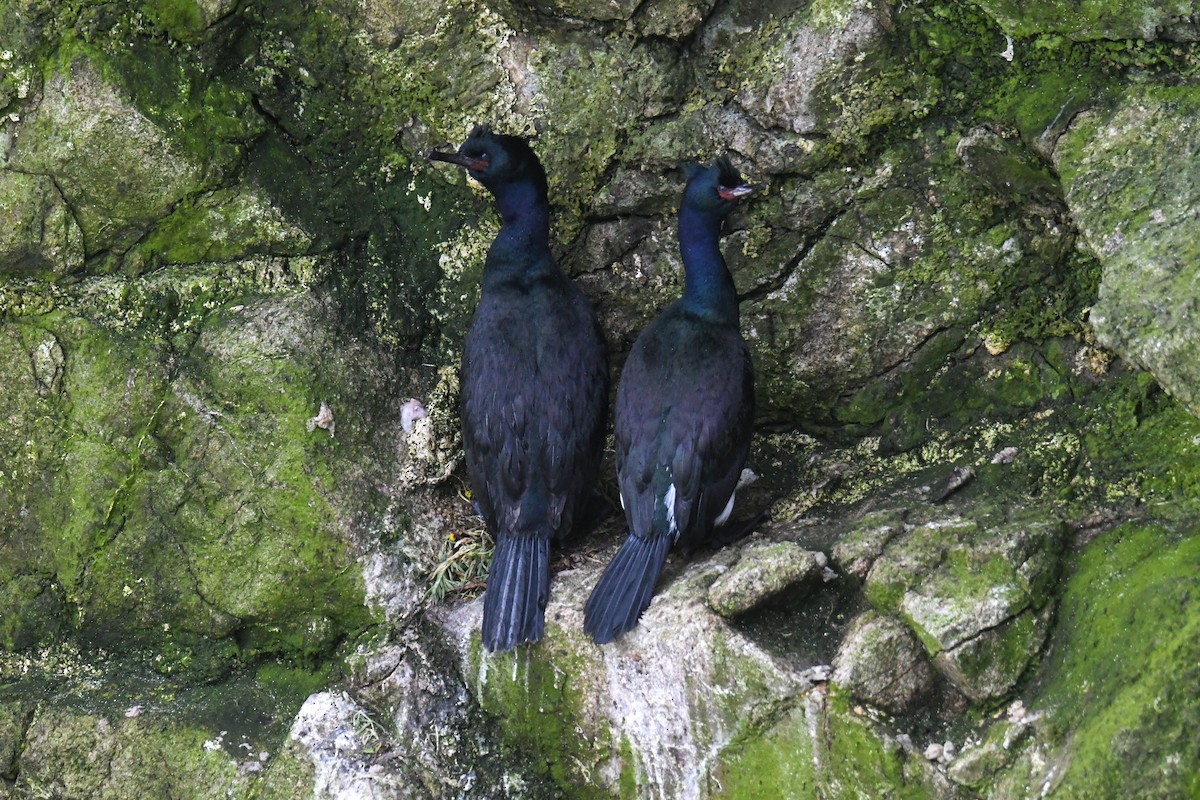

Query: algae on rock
<box><xmin>1057</xmin><ymin>85</ymin><xmax>1200</xmax><ymax>420</ymax></box>
<box><xmin>2</xmin><ymin>0</ymin><xmax>1200</xmax><ymax>796</ymax></box>
<box><xmin>8</xmin><ymin>57</ymin><xmax>210</xmax><ymax>260</ymax></box>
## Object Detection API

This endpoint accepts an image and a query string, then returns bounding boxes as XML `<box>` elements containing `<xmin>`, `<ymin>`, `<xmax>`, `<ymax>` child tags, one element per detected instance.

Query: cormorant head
<box><xmin>429</xmin><ymin>125</ymin><xmax>548</xmax><ymax>199</ymax></box>
<box><xmin>681</xmin><ymin>156</ymin><xmax>754</xmax><ymax>218</ymax></box>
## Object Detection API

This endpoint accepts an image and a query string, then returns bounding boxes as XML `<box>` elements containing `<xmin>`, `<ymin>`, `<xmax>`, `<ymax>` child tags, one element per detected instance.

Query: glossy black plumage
<box><xmin>584</xmin><ymin>157</ymin><xmax>756</xmax><ymax>645</ymax></box>
<box><xmin>430</xmin><ymin>127</ymin><xmax>608</xmax><ymax>652</ymax></box>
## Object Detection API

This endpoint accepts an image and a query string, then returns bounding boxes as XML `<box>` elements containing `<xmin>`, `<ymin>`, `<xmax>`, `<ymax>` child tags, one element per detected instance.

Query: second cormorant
<box><xmin>584</xmin><ymin>156</ymin><xmax>756</xmax><ymax>645</ymax></box>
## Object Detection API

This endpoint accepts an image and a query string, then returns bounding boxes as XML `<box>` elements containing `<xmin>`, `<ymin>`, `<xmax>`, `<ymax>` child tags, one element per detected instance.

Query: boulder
<box><xmin>1057</xmin><ymin>85</ymin><xmax>1200</xmax><ymax>420</ymax></box>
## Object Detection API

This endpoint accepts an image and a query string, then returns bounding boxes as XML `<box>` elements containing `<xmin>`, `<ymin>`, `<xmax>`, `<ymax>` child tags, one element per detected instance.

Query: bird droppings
<box><xmin>399</xmin><ymin>398</ymin><xmax>427</xmax><ymax>433</ymax></box>
<box><xmin>305</xmin><ymin>401</ymin><xmax>336</xmax><ymax>437</ymax></box>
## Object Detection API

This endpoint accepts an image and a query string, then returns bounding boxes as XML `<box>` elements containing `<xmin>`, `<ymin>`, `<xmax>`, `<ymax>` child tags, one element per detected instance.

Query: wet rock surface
<box><xmin>706</xmin><ymin>538</ymin><xmax>827</xmax><ymax>618</ymax></box>
<box><xmin>832</xmin><ymin>611</ymin><xmax>935</xmax><ymax>714</ymax></box>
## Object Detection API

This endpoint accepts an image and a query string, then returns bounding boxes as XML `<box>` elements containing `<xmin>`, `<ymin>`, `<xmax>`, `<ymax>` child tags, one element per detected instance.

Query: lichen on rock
<box><xmin>707</xmin><ymin>538</ymin><xmax>827</xmax><ymax>618</ymax></box>
<box><xmin>1057</xmin><ymin>84</ymin><xmax>1200</xmax><ymax>420</ymax></box>
<box><xmin>863</xmin><ymin>512</ymin><xmax>1063</xmax><ymax>701</ymax></box>
<box><xmin>2</xmin><ymin>0</ymin><xmax>1200</xmax><ymax>796</ymax></box>
<box><xmin>8</xmin><ymin>56</ymin><xmax>210</xmax><ymax>261</ymax></box>
<box><xmin>0</xmin><ymin>171</ymin><xmax>84</xmax><ymax>277</ymax></box>
<box><xmin>832</xmin><ymin>611</ymin><xmax>936</xmax><ymax>714</ymax></box>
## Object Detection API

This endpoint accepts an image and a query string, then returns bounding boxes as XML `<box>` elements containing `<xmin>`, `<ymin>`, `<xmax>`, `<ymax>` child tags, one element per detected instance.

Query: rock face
<box><xmin>864</xmin><ymin>513</ymin><xmax>1063</xmax><ymax>702</ymax></box>
<box><xmin>0</xmin><ymin>171</ymin><xmax>83</xmax><ymax>276</ymax></box>
<box><xmin>706</xmin><ymin>538</ymin><xmax>827</xmax><ymax>618</ymax></box>
<box><xmin>832</xmin><ymin>611</ymin><xmax>935</xmax><ymax>715</ymax></box>
<box><xmin>1</xmin><ymin>0</ymin><xmax>1199</xmax><ymax>798</ymax></box>
<box><xmin>1057</xmin><ymin>86</ymin><xmax>1200</xmax><ymax>419</ymax></box>
<box><xmin>8</xmin><ymin>58</ymin><xmax>210</xmax><ymax>258</ymax></box>
<box><xmin>973</xmin><ymin>0</ymin><xmax>1200</xmax><ymax>40</ymax></box>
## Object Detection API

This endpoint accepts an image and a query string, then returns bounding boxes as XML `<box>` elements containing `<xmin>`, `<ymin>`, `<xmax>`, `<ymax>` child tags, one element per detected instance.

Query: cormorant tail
<box><xmin>583</xmin><ymin>532</ymin><xmax>672</xmax><ymax>645</ymax></box>
<box><xmin>482</xmin><ymin>534</ymin><xmax>550</xmax><ymax>652</ymax></box>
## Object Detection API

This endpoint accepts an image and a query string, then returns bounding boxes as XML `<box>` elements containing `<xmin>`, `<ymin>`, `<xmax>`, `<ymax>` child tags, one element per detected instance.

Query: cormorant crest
<box><xmin>714</xmin><ymin>155</ymin><xmax>743</xmax><ymax>191</ymax></box>
<box><xmin>682</xmin><ymin>156</ymin><xmax>745</xmax><ymax>190</ymax></box>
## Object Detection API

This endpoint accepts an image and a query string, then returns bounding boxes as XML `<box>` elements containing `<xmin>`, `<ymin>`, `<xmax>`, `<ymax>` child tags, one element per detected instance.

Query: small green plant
<box><xmin>427</xmin><ymin>524</ymin><xmax>494</xmax><ymax>603</ymax></box>
<box><xmin>351</xmin><ymin>706</ymin><xmax>387</xmax><ymax>756</ymax></box>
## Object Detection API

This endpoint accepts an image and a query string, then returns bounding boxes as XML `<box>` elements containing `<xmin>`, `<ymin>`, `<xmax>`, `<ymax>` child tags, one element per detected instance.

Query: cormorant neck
<box><xmin>482</xmin><ymin>179</ymin><xmax>555</xmax><ymax>285</ymax></box>
<box><xmin>678</xmin><ymin>204</ymin><xmax>738</xmax><ymax>324</ymax></box>
<box><xmin>491</xmin><ymin>180</ymin><xmax>550</xmax><ymax>250</ymax></box>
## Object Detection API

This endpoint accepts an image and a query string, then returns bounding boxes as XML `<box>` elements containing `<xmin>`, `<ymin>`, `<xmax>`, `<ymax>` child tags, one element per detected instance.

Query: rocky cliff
<box><xmin>0</xmin><ymin>0</ymin><xmax>1197</xmax><ymax>797</ymax></box>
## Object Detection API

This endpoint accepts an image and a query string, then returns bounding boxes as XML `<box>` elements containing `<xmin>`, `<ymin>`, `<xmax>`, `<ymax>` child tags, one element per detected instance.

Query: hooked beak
<box><xmin>718</xmin><ymin>184</ymin><xmax>755</xmax><ymax>201</ymax></box>
<box><xmin>428</xmin><ymin>150</ymin><xmax>490</xmax><ymax>172</ymax></box>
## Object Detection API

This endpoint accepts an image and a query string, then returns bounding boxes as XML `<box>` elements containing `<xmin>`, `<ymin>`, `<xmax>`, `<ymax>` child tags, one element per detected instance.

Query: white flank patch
<box><xmin>714</xmin><ymin>491</ymin><xmax>736</xmax><ymax>527</ymax></box>
<box><xmin>664</xmin><ymin>482</ymin><xmax>678</xmax><ymax>541</ymax></box>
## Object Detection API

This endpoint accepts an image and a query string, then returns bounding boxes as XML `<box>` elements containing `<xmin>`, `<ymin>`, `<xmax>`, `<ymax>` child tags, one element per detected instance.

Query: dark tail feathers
<box><xmin>482</xmin><ymin>534</ymin><xmax>550</xmax><ymax>652</ymax></box>
<box><xmin>583</xmin><ymin>533</ymin><xmax>672</xmax><ymax>644</ymax></box>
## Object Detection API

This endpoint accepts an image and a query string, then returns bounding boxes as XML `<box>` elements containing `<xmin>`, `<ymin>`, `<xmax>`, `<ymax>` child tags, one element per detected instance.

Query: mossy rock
<box><xmin>438</xmin><ymin>554</ymin><xmax>822</xmax><ymax>799</ymax></box>
<box><xmin>718</xmin><ymin>688</ymin><xmax>943</xmax><ymax>799</ymax></box>
<box><xmin>0</xmin><ymin>171</ymin><xmax>84</xmax><ymax>277</ymax></box>
<box><xmin>4</xmin><ymin>660</ymin><xmax>321</xmax><ymax>798</ymax></box>
<box><xmin>0</xmin><ymin>296</ymin><xmax>382</xmax><ymax>676</ymax></box>
<box><xmin>746</xmin><ymin>130</ymin><xmax>1077</xmax><ymax>426</ymax></box>
<box><xmin>17</xmin><ymin>705</ymin><xmax>251</xmax><ymax>799</ymax></box>
<box><xmin>863</xmin><ymin>513</ymin><xmax>1063</xmax><ymax>701</ymax></box>
<box><xmin>991</xmin><ymin>521</ymin><xmax>1200</xmax><ymax>797</ymax></box>
<box><xmin>831</xmin><ymin>611</ymin><xmax>936</xmax><ymax>715</ymax></box>
<box><xmin>973</xmin><ymin>0</ymin><xmax>1200</xmax><ymax>41</ymax></box>
<box><xmin>8</xmin><ymin>56</ymin><xmax>209</xmax><ymax>260</ymax></box>
<box><xmin>1057</xmin><ymin>84</ymin><xmax>1200</xmax><ymax>421</ymax></box>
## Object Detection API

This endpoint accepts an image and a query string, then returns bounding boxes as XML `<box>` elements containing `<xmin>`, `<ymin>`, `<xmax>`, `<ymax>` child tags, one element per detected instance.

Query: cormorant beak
<box><xmin>718</xmin><ymin>184</ymin><xmax>755</xmax><ymax>201</ymax></box>
<box><xmin>429</xmin><ymin>150</ymin><xmax>490</xmax><ymax>172</ymax></box>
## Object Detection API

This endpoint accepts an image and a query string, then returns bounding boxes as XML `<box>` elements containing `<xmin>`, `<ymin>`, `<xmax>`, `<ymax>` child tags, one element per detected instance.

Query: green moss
<box><xmin>18</xmin><ymin>0</ymin><xmax>466</xmax><ymax>350</ymax></box>
<box><xmin>0</xmin><ymin>575</ymin><xmax>67</xmax><ymax>652</ymax></box>
<box><xmin>50</xmin><ymin>7</ymin><xmax>262</xmax><ymax>173</ymax></box>
<box><xmin>255</xmin><ymin>660</ymin><xmax>334</xmax><ymax>709</ymax></box>
<box><xmin>1073</xmin><ymin>368</ymin><xmax>1200</xmax><ymax>510</ymax></box>
<box><xmin>0</xmin><ymin>322</ymin><xmax>69</xmax><ymax>648</ymax></box>
<box><xmin>720</xmin><ymin>689</ymin><xmax>938</xmax><ymax>799</ymax></box>
<box><xmin>718</xmin><ymin>702</ymin><xmax>820</xmax><ymax>798</ymax></box>
<box><xmin>252</xmin><ymin>743</ymin><xmax>319</xmax><ymax>800</ymax></box>
<box><xmin>835</xmin><ymin>329</ymin><xmax>969</xmax><ymax>430</ymax></box>
<box><xmin>974</xmin><ymin>0</ymin><xmax>1200</xmax><ymax>42</ymax></box>
<box><xmin>936</xmin><ymin>608</ymin><xmax>1048</xmax><ymax>702</ymax></box>
<box><xmin>138</xmin><ymin>0</ymin><xmax>206</xmax><ymax>42</ymax></box>
<box><xmin>5</xmin><ymin>659</ymin><xmax>318</xmax><ymax>798</ymax></box>
<box><xmin>821</xmin><ymin>690</ymin><xmax>928</xmax><ymax>799</ymax></box>
<box><xmin>755</xmin><ymin>114</ymin><xmax>1089</xmax><ymax>432</ymax></box>
<box><xmin>1015</xmin><ymin>522</ymin><xmax>1200</xmax><ymax>797</ymax></box>
<box><xmin>529</xmin><ymin>34</ymin><xmax>683</xmax><ymax>241</ymax></box>
<box><xmin>26</xmin><ymin>319</ymin><xmax>171</xmax><ymax>602</ymax></box>
<box><xmin>469</xmin><ymin>634</ymin><xmax>608</xmax><ymax>798</ymax></box>
<box><xmin>617</xmin><ymin>736</ymin><xmax>638</xmax><ymax>800</ymax></box>
<box><xmin>863</xmin><ymin>519</ymin><xmax>975</xmax><ymax>614</ymax></box>
<box><xmin>18</xmin><ymin>705</ymin><xmax>248</xmax><ymax>797</ymax></box>
<box><xmin>0</xmin><ymin>301</ymin><xmax>377</xmax><ymax>680</ymax></box>
<box><xmin>126</xmin><ymin>188</ymin><xmax>314</xmax><ymax>269</ymax></box>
